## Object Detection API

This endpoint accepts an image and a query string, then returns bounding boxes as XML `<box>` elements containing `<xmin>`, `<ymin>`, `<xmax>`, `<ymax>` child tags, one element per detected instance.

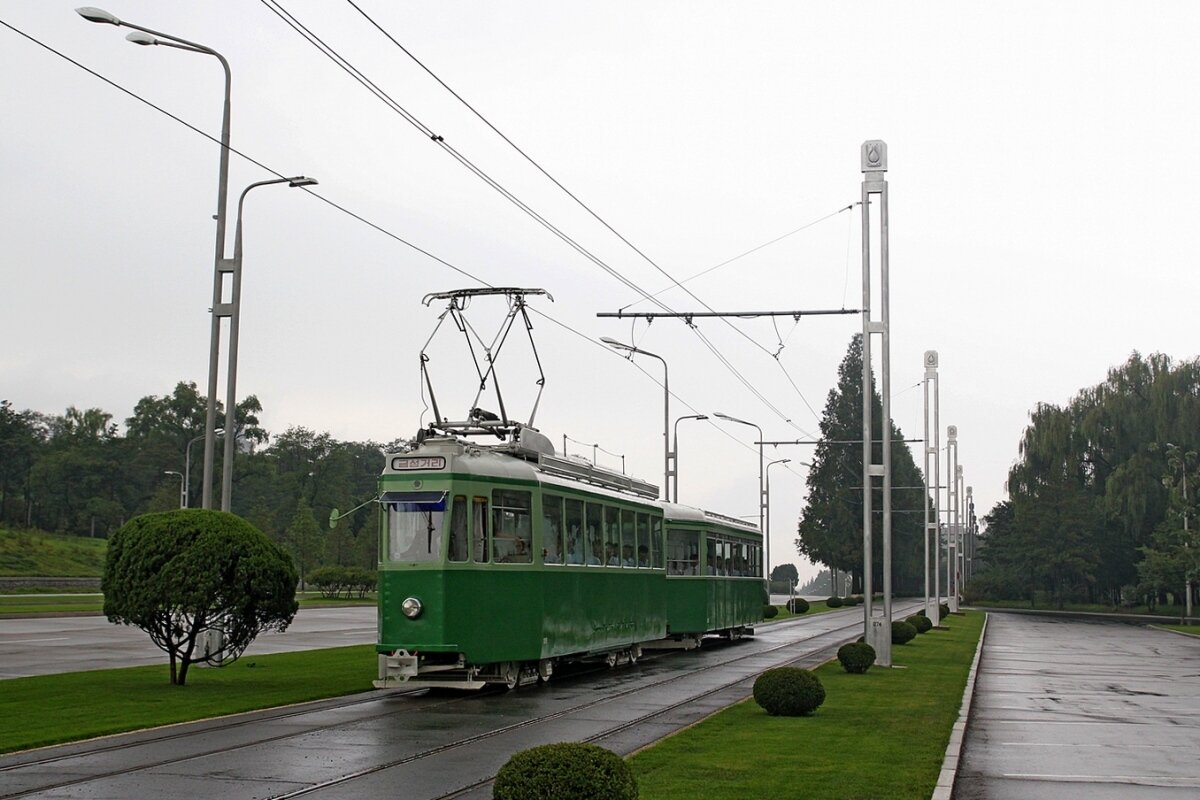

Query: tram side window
<box><xmin>492</xmin><ymin>489</ymin><xmax>532</xmax><ymax>563</ymax></box>
<box><xmin>473</xmin><ymin>497</ymin><xmax>489</xmax><ymax>563</ymax></box>
<box><xmin>448</xmin><ymin>496</ymin><xmax>468</xmax><ymax>562</ymax></box>
<box><xmin>565</xmin><ymin>498</ymin><xmax>585</xmax><ymax>564</ymax></box>
<box><xmin>705</xmin><ymin>537</ymin><xmax>718</xmax><ymax>575</ymax></box>
<box><xmin>667</xmin><ymin>528</ymin><xmax>699</xmax><ymax>575</ymax></box>
<box><xmin>622</xmin><ymin>509</ymin><xmax>637</xmax><ymax>567</ymax></box>
<box><xmin>586</xmin><ymin>502</ymin><xmax>605</xmax><ymax>566</ymax></box>
<box><xmin>386</xmin><ymin>493</ymin><xmax>445</xmax><ymax>563</ymax></box>
<box><xmin>733</xmin><ymin>541</ymin><xmax>746</xmax><ymax>576</ymax></box>
<box><xmin>650</xmin><ymin>517</ymin><xmax>663</xmax><ymax>568</ymax></box>
<box><xmin>543</xmin><ymin>494</ymin><xmax>564</xmax><ymax>565</ymax></box>
<box><xmin>635</xmin><ymin>513</ymin><xmax>650</xmax><ymax>567</ymax></box>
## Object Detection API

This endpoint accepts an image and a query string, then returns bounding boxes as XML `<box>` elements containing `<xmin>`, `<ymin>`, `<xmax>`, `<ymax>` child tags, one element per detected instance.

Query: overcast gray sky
<box><xmin>3</xmin><ymin>2</ymin><xmax>1198</xmax><ymax>584</ymax></box>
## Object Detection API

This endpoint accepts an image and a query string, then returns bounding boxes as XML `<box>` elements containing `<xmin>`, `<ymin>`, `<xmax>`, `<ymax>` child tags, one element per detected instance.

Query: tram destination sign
<box><xmin>390</xmin><ymin>456</ymin><xmax>446</xmax><ymax>471</ymax></box>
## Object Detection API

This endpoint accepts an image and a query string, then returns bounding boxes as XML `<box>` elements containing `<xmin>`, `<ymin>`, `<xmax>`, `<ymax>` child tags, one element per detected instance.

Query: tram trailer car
<box><xmin>374</xmin><ymin>427</ymin><xmax>765</xmax><ymax>690</ymax></box>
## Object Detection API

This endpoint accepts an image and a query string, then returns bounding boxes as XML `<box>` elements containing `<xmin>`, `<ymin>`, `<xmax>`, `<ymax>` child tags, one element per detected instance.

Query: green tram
<box><xmin>373</xmin><ymin>426</ymin><xmax>765</xmax><ymax>690</ymax></box>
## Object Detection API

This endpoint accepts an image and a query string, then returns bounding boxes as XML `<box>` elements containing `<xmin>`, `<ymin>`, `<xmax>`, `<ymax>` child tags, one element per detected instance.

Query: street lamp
<box><xmin>714</xmin><ymin>412</ymin><xmax>765</xmax><ymax>579</ymax></box>
<box><xmin>601</xmin><ymin>337</ymin><xmax>669</xmax><ymax>500</ymax></box>
<box><xmin>77</xmin><ymin>7</ymin><xmax>232</xmax><ymax>512</ymax></box>
<box><xmin>671</xmin><ymin>414</ymin><xmax>708</xmax><ymax>503</ymax></box>
<box><xmin>765</xmin><ymin>458</ymin><xmax>791</xmax><ymax>587</ymax></box>
<box><xmin>183</xmin><ymin>429</ymin><xmax>222</xmax><ymax>509</ymax></box>
<box><xmin>221</xmin><ymin>176</ymin><xmax>317</xmax><ymax>510</ymax></box>
<box><xmin>164</xmin><ymin>471</ymin><xmax>185</xmax><ymax>509</ymax></box>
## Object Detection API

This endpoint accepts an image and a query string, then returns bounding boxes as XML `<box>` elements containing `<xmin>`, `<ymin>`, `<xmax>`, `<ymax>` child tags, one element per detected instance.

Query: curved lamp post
<box><xmin>671</xmin><ymin>414</ymin><xmax>708</xmax><ymax>503</ymax></box>
<box><xmin>765</xmin><ymin>458</ymin><xmax>790</xmax><ymax>585</ymax></box>
<box><xmin>714</xmin><ymin>412</ymin><xmax>765</xmax><ymax>578</ymax></box>
<box><xmin>601</xmin><ymin>337</ymin><xmax>669</xmax><ymax>500</ymax></box>
<box><xmin>77</xmin><ymin>7</ymin><xmax>232</xmax><ymax>511</ymax></box>
<box><xmin>220</xmin><ymin>177</ymin><xmax>317</xmax><ymax>509</ymax></box>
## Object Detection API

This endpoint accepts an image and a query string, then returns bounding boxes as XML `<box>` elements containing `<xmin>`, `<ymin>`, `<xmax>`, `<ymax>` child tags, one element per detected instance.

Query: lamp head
<box><xmin>695</xmin><ymin>414</ymin><xmax>709</xmax><ymax>421</ymax></box>
<box><xmin>76</xmin><ymin>6</ymin><xmax>120</xmax><ymax>25</ymax></box>
<box><xmin>287</xmin><ymin>176</ymin><xmax>318</xmax><ymax>188</ymax></box>
<box><xmin>600</xmin><ymin>336</ymin><xmax>626</xmax><ymax>349</ymax></box>
<box><xmin>125</xmin><ymin>31</ymin><xmax>157</xmax><ymax>45</ymax></box>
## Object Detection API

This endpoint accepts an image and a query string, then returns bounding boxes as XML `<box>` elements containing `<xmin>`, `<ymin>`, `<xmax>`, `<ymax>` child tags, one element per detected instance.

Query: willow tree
<box><xmin>979</xmin><ymin>352</ymin><xmax>1200</xmax><ymax>606</ymax></box>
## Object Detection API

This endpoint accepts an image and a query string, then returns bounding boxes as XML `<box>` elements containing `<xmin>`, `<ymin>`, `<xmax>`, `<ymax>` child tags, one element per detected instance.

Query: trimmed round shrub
<box><xmin>763</xmin><ymin>604</ymin><xmax>779</xmax><ymax>619</ymax></box>
<box><xmin>837</xmin><ymin>641</ymin><xmax>876</xmax><ymax>674</ymax></box>
<box><xmin>493</xmin><ymin>742</ymin><xmax>638</xmax><ymax>800</ymax></box>
<box><xmin>753</xmin><ymin>667</ymin><xmax>825</xmax><ymax>717</ymax></box>
<box><xmin>892</xmin><ymin>620</ymin><xmax>918</xmax><ymax>645</ymax></box>
<box><xmin>787</xmin><ymin>597</ymin><xmax>810</xmax><ymax>614</ymax></box>
<box><xmin>939</xmin><ymin>602</ymin><xmax>950</xmax><ymax>621</ymax></box>
<box><xmin>848</xmin><ymin>595</ymin><xmax>864</xmax><ymax>606</ymax></box>
<box><xmin>826</xmin><ymin>596</ymin><xmax>844</xmax><ymax>608</ymax></box>
<box><xmin>908</xmin><ymin>614</ymin><xmax>933</xmax><ymax>634</ymax></box>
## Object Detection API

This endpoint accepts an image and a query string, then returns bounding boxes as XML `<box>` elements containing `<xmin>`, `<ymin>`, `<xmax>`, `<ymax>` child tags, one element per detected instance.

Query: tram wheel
<box><xmin>500</xmin><ymin>662</ymin><xmax>519</xmax><ymax>690</ymax></box>
<box><xmin>537</xmin><ymin>659</ymin><xmax>554</xmax><ymax>683</ymax></box>
<box><xmin>604</xmin><ymin>652</ymin><xmax>618</xmax><ymax>668</ymax></box>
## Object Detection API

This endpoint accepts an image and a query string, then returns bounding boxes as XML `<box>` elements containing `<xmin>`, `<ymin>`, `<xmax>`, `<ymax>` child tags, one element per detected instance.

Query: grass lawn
<box><xmin>0</xmin><ymin>644</ymin><xmax>377</xmax><ymax>754</ymax></box>
<box><xmin>630</xmin><ymin>611</ymin><xmax>984</xmax><ymax>800</ymax></box>
<box><xmin>0</xmin><ymin>527</ymin><xmax>106</xmax><ymax>577</ymax></box>
<box><xmin>0</xmin><ymin>592</ymin><xmax>376</xmax><ymax>618</ymax></box>
<box><xmin>767</xmin><ymin>600</ymin><xmax>845</xmax><ymax>622</ymax></box>
<box><xmin>1155</xmin><ymin>623</ymin><xmax>1200</xmax><ymax>636</ymax></box>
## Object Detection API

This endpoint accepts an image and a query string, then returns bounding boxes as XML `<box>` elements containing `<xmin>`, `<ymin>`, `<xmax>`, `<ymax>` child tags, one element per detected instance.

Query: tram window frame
<box><xmin>667</xmin><ymin>528</ymin><xmax>699</xmax><ymax>575</ymax></box>
<box><xmin>472</xmin><ymin>496</ymin><xmax>489</xmax><ymax>563</ymax></box>
<box><xmin>448</xmin><ymin>496</ymin><xmax>468</xmax><ymax>563</ymax></box>
<box><xmin>635</xmin><ymin>513</ymin><xmax>650</xmax><ymax>568</ymax></box>
<box><xmin>384</xmin><ymin>492</ymin><xmax>446</xmax><ymax>563</ymax></box>
<box><xmin>542</xmin><ymin>493</ymin><xmax>564</xmax><ymax>565</ymax></box>
<box><xmin>586</xmin><ymin>502</ymin><xmax>605</xmax><ymax>566</ymax></box>
<box><xmin>621</xmin><ymin>508</ymin><xmax>636</xmax><ymax>567</ymax></box>
<box><xmin>565</xmin><ymin>498</ymin><xmax>586</xmax><ymax>565</ymax></box>
<box><xmin>650</xmin><ymin>517</ymin><xmax>663</xmax><ymax>569</ymax></box>
<box><xmin>492</xmin><ymin>489</ymin><xmax>532</xmax><ymax>564</ymax></box>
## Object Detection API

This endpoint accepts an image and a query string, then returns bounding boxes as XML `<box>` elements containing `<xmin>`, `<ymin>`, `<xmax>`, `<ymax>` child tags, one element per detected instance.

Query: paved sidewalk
<box><xmin>954</xmin><ymin>613</ymin><xmax>1200</xmax><ymax>799</ymax></box>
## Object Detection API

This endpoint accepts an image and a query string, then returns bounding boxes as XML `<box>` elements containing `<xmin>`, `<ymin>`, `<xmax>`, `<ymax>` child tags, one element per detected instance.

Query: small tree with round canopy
<box><xmin>102</xmin><ymin>509</ymin><xmax>299</xmax><ymax>685</ymax></box>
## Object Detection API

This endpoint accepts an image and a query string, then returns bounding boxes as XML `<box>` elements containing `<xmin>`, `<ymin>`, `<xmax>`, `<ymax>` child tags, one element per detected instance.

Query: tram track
<box><xmin>0</xmin><ymin>607</ymin><xmax>906</xmax><ymax>800</ymax></box>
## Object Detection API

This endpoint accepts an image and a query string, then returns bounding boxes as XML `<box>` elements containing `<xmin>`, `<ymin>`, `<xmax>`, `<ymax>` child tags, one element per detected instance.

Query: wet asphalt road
<box><xmin>955</xmin><ymin>613</ymin><xmax>1200</xmax><ymax>799</ymax></box>
<box><xmin>0</xmin><ymin>604</ymin><xmax>915</xmax><ymax>800</ymax></box>
<box><xmin>0</xmin><ymin>607</ymin><xmax>377</xmax><ymax>679</ymax></box>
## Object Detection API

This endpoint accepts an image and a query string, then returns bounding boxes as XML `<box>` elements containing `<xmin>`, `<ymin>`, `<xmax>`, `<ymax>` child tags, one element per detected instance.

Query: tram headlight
<box><xmin>401</xmin><ymin>597</ymin><xmax>423</xmax><ymax>619</ymax></box>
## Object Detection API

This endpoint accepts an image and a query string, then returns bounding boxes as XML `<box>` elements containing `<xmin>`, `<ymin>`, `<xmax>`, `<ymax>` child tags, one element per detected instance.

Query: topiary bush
<box><xmin>908</xmin><ymin>614</ymin><xmax>933</xmax><ymax>634</ymax></box>
<box><xmin>892</xmin><ymin>619</ymin><xmax>918</xmax><ymax>645</ymax></box>
<box><xmin>826</xmin><ymin>596</ymin><xmax>844</xmax><ymax>608</ymax></box>
<box><xmin>837</xmin><ymin>641</ymin><xmax>876</xmax><ymax>674</ymax></box>
<box><xmin>763</xmin><ymin>604</ymin><xmax>779</xmax><ymax>619</ymax></box>
<box><xmin>939</xmin><ymin>602</ymin><xmax>950</xmax><ymax>621</ymax></box>
<box><xmin>752</xmin><ymin>667</ymin><xmax>826</xmax><ymax>716</ymax></box>
<box><xmin>493</xmin><ymin>742</ymin><xmax>638</xmax><ymax>800</ymax></box>
<box><xmin>787</xmin><ymin>597</ymin><xmax>810</xmax><ymax>614</ymax></box>
<box><xmin>847</xmin><ymin>595</ymin><xmax>864</xmax><ymax>606</ymax></box>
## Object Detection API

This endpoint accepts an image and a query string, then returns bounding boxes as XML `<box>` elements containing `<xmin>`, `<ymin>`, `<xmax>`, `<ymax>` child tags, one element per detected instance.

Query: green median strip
<box><xmin>630</xmin><ymin>611</ymin><xmax>984</xmax><ymax>800</ymax></box>
<box><xmin>0</xmin><ymin>645</ymin><xmax>377</xmax><ymax>754</ymax></box>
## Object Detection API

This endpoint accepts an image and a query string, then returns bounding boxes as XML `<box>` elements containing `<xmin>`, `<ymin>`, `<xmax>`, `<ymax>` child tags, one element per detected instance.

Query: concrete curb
<box><xmin>1149</xmin><ymin>623</ymin><xmax>1200</xmax><ymax>640</ymax></box>
<box><xmin>931</xmin><ymin>612</ymin><xmax>988</xmax><ymax>800</ymax></box>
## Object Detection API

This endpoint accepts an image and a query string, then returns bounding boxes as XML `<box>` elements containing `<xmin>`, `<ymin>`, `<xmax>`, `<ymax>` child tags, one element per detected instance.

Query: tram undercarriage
<box><xmin>374</xmin><ymin>643</ymin><xmax>647</xmax><ymax>691</ymax></box>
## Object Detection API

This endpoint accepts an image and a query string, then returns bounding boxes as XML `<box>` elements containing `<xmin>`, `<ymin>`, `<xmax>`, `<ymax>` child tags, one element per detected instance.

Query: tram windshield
<box><xmin>383</xmin><ymin>491</ymin><xmax>447</xmax><ymax>563</ymax></box>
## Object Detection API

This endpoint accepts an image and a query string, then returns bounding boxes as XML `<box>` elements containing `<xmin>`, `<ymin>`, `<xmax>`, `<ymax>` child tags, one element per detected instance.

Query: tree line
<box><xmin>972</xmin><ymin>352</ymin><xmax>1200</xmax><ymax>609</ymax></box>
<box><xmin>0</xmin><ymin>382</ymin><xmax>396</xmax><ymax>580</ymax></box>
